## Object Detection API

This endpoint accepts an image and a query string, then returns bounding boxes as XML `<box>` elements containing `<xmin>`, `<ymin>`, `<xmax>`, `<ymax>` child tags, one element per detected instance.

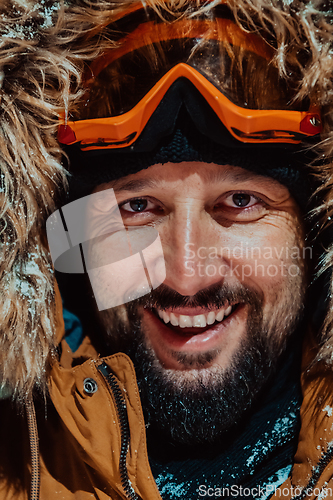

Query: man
<box><xmin>0</xmin><ymin>0</ymin><xmax>333</xmax><ymax>499</ymax></box>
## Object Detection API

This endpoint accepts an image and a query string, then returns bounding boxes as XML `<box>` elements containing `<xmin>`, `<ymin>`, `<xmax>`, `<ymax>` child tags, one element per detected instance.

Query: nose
<box><xmin>161</xmin><ymin>203</ymin><xmax>226</xmax><ymax>296</ymax></box>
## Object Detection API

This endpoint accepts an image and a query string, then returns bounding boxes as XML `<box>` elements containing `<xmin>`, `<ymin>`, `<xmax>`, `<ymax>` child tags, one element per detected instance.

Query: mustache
<box><xmin>133</xmin><ymin>281</ymin><xmax>264</xmax><ymax>312</ymax></box>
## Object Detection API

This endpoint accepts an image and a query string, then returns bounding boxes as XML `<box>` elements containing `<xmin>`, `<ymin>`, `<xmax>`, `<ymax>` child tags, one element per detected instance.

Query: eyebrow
<box><xmin>110</xmin><ymin>178</ymin><xmax>158</xmax><ymax>192</ymax></box>
<box><xmin>208</xmin><ymin>168</ymin><xmax>281</xmax><ymax>188</ymax></box>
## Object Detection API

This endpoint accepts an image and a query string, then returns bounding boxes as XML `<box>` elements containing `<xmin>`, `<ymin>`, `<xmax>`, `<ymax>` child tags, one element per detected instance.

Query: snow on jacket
<box><xmin>1</xmin><ymin>0</ymin><xmax>333</xmax><ymax>499</ymax></box>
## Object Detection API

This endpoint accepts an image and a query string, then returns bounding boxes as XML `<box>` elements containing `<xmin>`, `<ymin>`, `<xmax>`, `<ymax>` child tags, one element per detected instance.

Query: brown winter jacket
<box><xmin>0</xmin><ymin>289</ymin><xmax>333</xmax><ymax>500</ymax></box>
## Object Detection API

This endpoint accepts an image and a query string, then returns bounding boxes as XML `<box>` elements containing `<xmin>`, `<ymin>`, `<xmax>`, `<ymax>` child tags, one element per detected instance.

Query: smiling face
<box><xmin>87</xmin><ymin>161</ymin><xmax>307</xmax><ymax>443</ymax></box>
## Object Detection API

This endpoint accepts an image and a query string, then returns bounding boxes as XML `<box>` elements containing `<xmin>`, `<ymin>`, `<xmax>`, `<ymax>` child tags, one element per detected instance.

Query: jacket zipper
<box><xmin>97</xmin><ymin>361</ymin><xmax>140</xmax><ymax>500</ymax></box>
<box><xmin>26</xmin><ymin>398</ymin><xmax>40</xmax><ymax>500</ymax></box>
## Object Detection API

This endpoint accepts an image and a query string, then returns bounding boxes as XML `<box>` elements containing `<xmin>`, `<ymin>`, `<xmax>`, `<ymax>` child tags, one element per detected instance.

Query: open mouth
<box><xmin>142</xmin><ymin>302</ymin><xmax>245</xmax><ymax>367</ymax></box>
<box><xmin>153</xmin><ymin>303</ymin><xmax>239</xmax><ymax>335</ymax></box>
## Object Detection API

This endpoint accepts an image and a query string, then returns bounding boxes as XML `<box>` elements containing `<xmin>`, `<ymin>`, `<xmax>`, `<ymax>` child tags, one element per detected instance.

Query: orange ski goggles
<box><xmin>58</xmin><ymin>4</ymin><xmax>322</xmax><ymax>151</ymax></box>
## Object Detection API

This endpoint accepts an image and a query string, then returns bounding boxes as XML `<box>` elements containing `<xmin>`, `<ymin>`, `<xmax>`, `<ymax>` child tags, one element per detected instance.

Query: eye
<box><xmin>215</xmin><ymin>192</ymin><xmax>263</xmax><ymax>211</ymax></box>
<box><xmin>121</xmin><ymin>198</ymin><xmax>154</xmax><ymax>213</ymax></box>
<box><xmin>223</xmin><ymin>192</ymin><xmax>260</xmax><ymax>209</ymax></box>
<box><xmin>213</xmin><ymin>191</ymin><xmax>267</xmax><ymax>222</ymax></box>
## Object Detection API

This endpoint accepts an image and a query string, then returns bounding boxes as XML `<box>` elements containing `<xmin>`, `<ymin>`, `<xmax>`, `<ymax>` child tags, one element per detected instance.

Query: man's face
<box><xmin>87</xmin><ymin>161</ymin><xmax>307</xmax><ymax>443</ymax></box>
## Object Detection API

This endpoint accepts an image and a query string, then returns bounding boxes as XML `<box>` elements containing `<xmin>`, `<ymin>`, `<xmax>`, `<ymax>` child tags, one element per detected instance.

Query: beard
<box><xmin>96</xmin><ymin>279</ymin><xmax>305</xmax><ymax>445</ymax></box>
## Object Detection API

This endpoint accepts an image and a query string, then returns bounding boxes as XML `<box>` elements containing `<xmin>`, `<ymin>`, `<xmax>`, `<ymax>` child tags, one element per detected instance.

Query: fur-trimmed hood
<box><xmin>1</xmin><ymin>0</ymin><xmax>333</xmax><ymax>402</ymax></box>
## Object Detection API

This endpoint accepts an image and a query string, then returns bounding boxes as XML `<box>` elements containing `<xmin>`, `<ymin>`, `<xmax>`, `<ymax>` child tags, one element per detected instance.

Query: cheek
<box><xmin>220</xmin><ymin>218</ymin><xmax>305</xmax><ymax>290</ymax></box>
<box><xmin>87</xmin><ymin>256</ymin><xmax>154</xmax><ymax>311</ymax></box>
<box><xmin>84</xmin><ymin>227</ymin><xmax>165</xmax><ymax>311</ymax></box>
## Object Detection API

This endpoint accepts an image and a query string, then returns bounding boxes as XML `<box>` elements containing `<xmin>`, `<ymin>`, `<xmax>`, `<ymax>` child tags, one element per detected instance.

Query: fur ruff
<box><xmin>1</xmin><ymin>0</ymin><xmax>333</xmax><ymax>401</ymax></box>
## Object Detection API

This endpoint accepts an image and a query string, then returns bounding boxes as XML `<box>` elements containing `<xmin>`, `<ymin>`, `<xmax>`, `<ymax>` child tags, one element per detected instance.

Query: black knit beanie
<box><xmin>67</xmin><ymin>111</ymin><xmax>313</xmax><ymax>211</ymax></box>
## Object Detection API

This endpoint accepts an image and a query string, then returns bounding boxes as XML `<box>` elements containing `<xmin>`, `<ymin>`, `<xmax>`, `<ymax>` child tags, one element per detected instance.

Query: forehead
<box><xmin>95</xmin><ymin>161</ymin><xmax>291</xmax><ymax>200</ymax></box>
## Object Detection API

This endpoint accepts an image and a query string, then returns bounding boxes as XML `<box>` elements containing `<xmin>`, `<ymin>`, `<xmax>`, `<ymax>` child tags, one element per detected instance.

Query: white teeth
<box><xmin>162</xmin><ymin>311</ymin><xmax>170</xmax><ymax>324</ymax></box>
<box><xmin>206</xmin><ymin>311</ymin><xmax>216</xmax><ymax>325</ymax></box>
<box><xmin>192</xmin><ymin>314</ymin><xmax>206</xmax><ymax>328</ymax></box>
<box><xmin>224</xmin><ymin>305</ymin><xmax>232</xmax><ymax>317</ymax></box>
<box><xmin>215</xmin><ymin>309</ymin><xmax>224</xmax><ymax>322</ymax></box>
<box><xmin>170</xmin><ymin>312</ymin><xmax>179</xmax><ymax>326</ymax></box>
<box><xmin>179</xmin><ymin>315</ymin><xmax>193</xmax><ymax>328</ymax></box>
<box><xmin>156</xmin><ymin>305</ymin><xmax>234</xmax><ymax>327</ymax></box>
